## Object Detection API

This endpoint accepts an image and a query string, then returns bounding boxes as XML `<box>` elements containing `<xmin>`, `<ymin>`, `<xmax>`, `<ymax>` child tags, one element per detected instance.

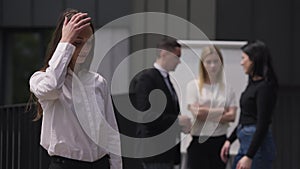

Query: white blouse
<box><xmin>186</xmin><ymin>79</ymin><xmax>237</xmax><ymax>137</ymax></box>
<box><xmin>29</xmin><ymin>43</ymin><xmax>122</xmax><ymax>169</ymax></box>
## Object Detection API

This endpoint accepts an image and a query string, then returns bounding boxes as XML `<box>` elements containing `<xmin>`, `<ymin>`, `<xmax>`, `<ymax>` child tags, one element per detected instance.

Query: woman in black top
<box><xmin>220</xmin><ymin>40</ymin><xmax>278</xmax><ymax>169</ymax></box>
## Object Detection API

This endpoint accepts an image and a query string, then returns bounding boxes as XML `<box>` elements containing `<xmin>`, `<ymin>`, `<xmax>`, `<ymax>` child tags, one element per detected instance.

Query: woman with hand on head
<box><xmin>186</xmin><ymin>45</ymin><xmax>237</xmax><ymax>169</ymax></box>
<box><xmin>29</xmin><ymin>9</ymin><xmax>122</xmax><ymax>169</ymax></box>
<box><xmin>220</xmin><ymin>40</ymin><xmax>278</xmax><ymax>169</ymax></box>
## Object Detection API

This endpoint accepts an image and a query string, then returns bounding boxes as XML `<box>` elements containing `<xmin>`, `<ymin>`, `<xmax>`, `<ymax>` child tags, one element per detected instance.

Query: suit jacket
<box><xmin>129</xmin><ymin>68</ymin><xmax>181</xmax><ymax>165</ymax></box>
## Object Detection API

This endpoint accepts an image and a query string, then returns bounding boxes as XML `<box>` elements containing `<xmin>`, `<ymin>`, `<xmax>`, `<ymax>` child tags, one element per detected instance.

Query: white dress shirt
<box><xmin>186</xmin><ymin>79</ymin><xmax>237</xmax><ymax>137</ymax></box>
<box><xmin>29</xmin><ymin>42</ymin><xmax>122</xmax><ymax>169</ymax></box>
<box><xmin>153</xmin><ymin>63</ymin><xmax>174</xmax><ymax>94</ymax></box>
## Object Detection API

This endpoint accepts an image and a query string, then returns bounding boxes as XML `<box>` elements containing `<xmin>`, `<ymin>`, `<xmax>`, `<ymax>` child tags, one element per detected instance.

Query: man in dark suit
<box><xmin>130</xmin><ymin>38</ymin><xmax>191</xmax><ymax>169</ymax></box>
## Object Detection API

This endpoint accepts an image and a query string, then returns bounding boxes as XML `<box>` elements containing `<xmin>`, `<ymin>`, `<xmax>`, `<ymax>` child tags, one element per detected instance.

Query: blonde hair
<box><xmin>198</xmin><ymin>45</ymin><xmax>224</xmax><ymax>95</ymax></box>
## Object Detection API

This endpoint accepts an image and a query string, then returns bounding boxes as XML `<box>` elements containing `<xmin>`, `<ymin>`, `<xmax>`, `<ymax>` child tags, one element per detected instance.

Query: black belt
<box><xmin>50</xmin><ymin>154</ymin><xmax>109</xmax><ymax>169</ymax></box>
<box><xmin>192</xmin><ymin>135</ymin><xmax>226</xmax><ymax>140</ymax></box>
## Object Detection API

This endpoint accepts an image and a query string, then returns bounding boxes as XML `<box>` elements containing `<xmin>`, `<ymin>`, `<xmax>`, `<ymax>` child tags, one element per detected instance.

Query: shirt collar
<box><xmin>154</xmin><ymin>62</ymin><xmax>168</xmax><ymax>78</ymax></box>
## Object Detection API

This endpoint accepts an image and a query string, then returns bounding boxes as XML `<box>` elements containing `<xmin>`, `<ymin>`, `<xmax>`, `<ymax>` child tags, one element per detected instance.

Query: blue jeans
<box><xmin>232</xmin><ymin>125</ymin><xmax>276</xmax><ymax>169</ymax></box>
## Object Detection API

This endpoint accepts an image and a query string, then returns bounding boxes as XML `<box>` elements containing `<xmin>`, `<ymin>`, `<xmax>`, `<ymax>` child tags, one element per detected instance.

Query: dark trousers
<box><xmin>142</xmin><ymin>162</ymin><xmax>174</xmax><ymax>169</ymax></box>
<box><xmin>187</xmin><ymin>135</ymin><xmax>226</xmax><ymax>169</ymax></box>
<box><xmin>49</xmin><ymin>155</ymin><xmax>110</xmax><ymax>169</ymax></box>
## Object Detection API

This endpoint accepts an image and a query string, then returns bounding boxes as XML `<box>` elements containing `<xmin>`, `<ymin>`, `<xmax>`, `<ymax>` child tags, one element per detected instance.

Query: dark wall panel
<box><xmin>167</xmin><ymin>0</ymin><xmax>188</xmax><ymax>39</ymax></box>
<box><xmin>216</xmin><ymin>0</ymin><xmax>294</xmax><ymax>86</ymax></box>
<box><xmin>130</xmin><ymin>0</ymin><xmax>146</xmax><ymax>73</ymax></box>
<box><xmin>272</xmin><ymin>88</ymin><xmax>300</xmax><ymax>169</ymax></box>
<box><xmin>292</xmin><ymin>0</ymin><xmax>300</xmax><ymax>85</ymax></box>
<box><xmin>97</xmin><ymin>0</ymin><xmax>131</xmax><ymax>27</ymax></box>
<box><xmin>167</xmin><ymin>0</ymin><xmax>187</xmax><ymax>19</ymax></box>
<box><xmin>190</xmin><ymin>0</ymin><xmax>215</xmax><ymax>39</ymax></box>
<box><xmin>252</xmin><ymin>0</ymin><xmax>292</xmax><ymax>86</ymax></box>
<box><xmin>145</xmin><ymin>0</ymin><xmax>166</xmax><ymax>49</ymax></box>
<box><xmin>65</xmin><ymin>0</ymin><xmax>96</xmax><ymax>26</ymax></box>
<box><xmin>216</xmin><ymin>0</ymin><xmax>253</xmax><ymax>41</ymax></box>
<box><xmin>3</xmin><ymin>0</ymin><xmax>31</xmax><ymax>27</ymax></box>
<box><xmin>147</xmin><ymin>0</ymin><xmax>165</xmax><ymax>12</ymax></box>
<box><xmin>0</xmin><ymin>0</ymin><xmax>3</xmax><ymax>26</ymax></box>
<box><xmin>0</xmin><ymin>31</ymin><xmax>3</xmax><ymax>105</ymax></box>
<box><xmin>1</xmin><ymin>0</ymin><xmax>133</xmax><ymax>28</ymax></box>
<box><xmin>132</xmin><ymin>0</ymin><xmax>146</xmax><ymax>13</ymax></box>
<box><xmin>33</xmin><ymin>0</ymin><xmax>63</xmax><ymax>27</ymax></box>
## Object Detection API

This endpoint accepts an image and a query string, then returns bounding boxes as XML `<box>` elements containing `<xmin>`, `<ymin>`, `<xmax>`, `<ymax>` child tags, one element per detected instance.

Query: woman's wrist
<box><xmin>60</xmin><ymin>38</ymin><xmax>73</xmax><ymax>44</ymax></box>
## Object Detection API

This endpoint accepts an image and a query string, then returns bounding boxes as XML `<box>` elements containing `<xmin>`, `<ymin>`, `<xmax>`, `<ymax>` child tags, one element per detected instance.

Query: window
<box><xmin>1</xmin><ymin>29</ymin><xmax>52</xmax><ymax>105</ymax></box>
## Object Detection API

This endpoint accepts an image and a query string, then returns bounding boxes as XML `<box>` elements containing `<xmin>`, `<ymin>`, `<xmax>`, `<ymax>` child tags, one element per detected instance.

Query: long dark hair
<box><xmin>241</xmin><ymin>40</ymin><xmax>278</xmax><ymax>87</ymax></box>
<box><xmin>29</xmin><ymin>8</ymin><xmax>95</xmax><ymax>120</ymax></box>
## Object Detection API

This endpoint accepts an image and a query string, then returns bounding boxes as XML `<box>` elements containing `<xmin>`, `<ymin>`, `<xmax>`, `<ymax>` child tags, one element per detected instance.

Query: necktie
<box><xmin>166</xmin><ymin>74</ymin><xmax>178</xmax><ymax>102</ymax></box>
<box><xmin>165</xmin><ymin>74</ymin><xmax>179</xmax><ymax>114</ymax></box>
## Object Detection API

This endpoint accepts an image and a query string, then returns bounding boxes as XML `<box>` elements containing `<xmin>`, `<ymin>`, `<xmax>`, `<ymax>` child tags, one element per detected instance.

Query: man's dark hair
<box><xmin>157</xmin><ymin>37</ymin><xmax>181</xmax><ymax>52</ymax></box>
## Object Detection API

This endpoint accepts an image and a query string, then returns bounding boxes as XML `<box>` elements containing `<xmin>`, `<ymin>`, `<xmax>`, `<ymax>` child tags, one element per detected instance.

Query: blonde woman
<box><xmin>186</xmin><ymin>46</ymin><xmax>237</xmax><ymax>169</ymax></box>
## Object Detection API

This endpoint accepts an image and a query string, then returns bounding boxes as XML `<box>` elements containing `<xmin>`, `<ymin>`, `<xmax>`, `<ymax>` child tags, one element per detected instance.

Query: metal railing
<box><xmin>0</xmin><ymin>104</ymin><xmax>50</xmax><ymax>169</ymax></box>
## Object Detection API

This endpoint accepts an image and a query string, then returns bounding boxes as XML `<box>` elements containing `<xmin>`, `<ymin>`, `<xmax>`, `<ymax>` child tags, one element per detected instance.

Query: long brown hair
<box><xmin>198</xmin><ymin>45</ymin><xmax>224</xmax><ymax>95</ymax></box>
<box><xmin>29</xmin><ymin>8</ymin><xmax>95</xmax><ymax>120</ymax></box>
